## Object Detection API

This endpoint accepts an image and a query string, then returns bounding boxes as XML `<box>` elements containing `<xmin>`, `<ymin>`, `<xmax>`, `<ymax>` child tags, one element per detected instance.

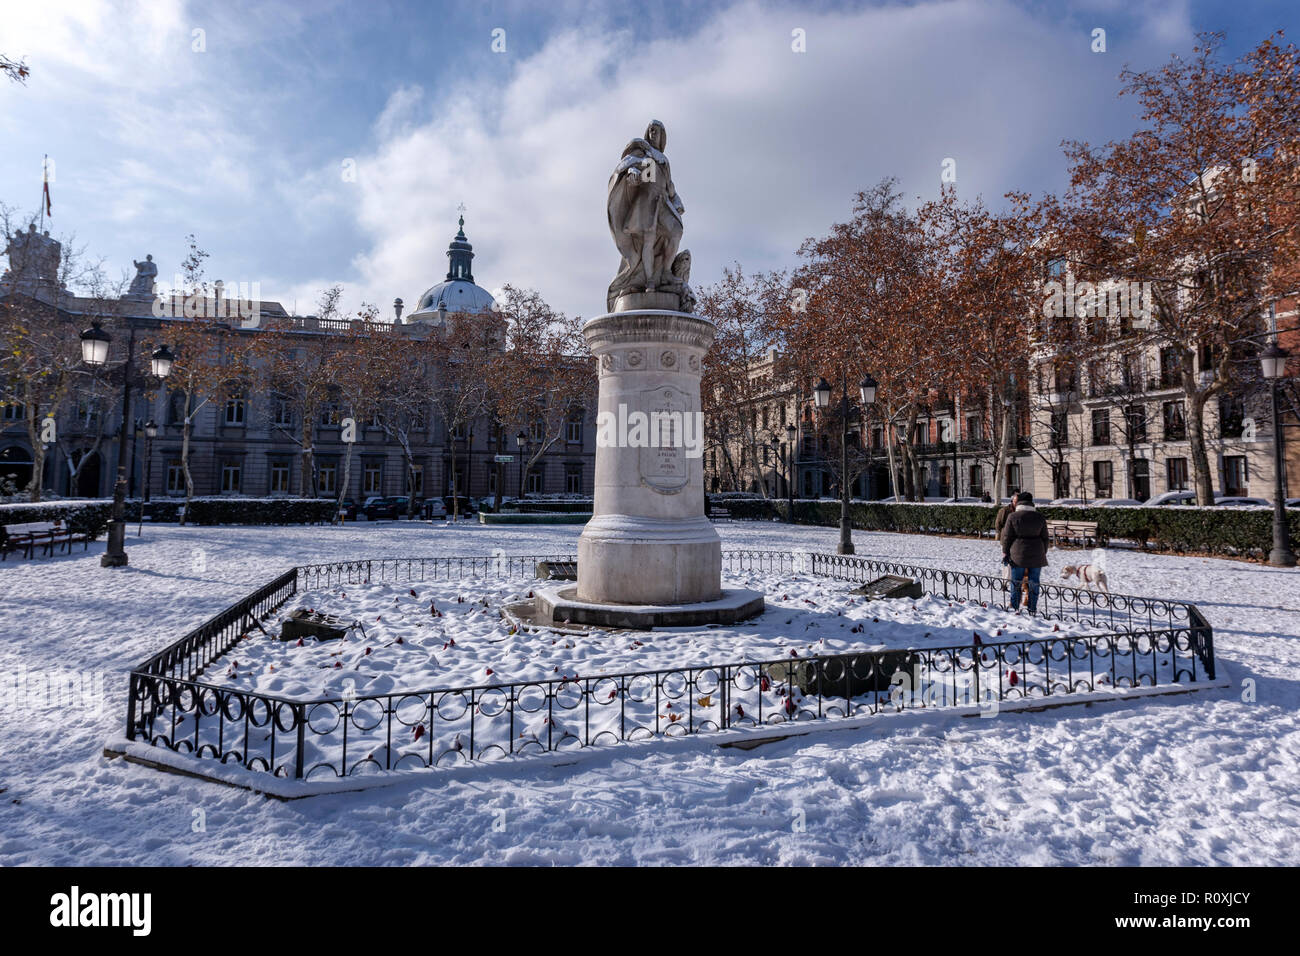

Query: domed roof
<box><xmin>407</xmin><ymin>215</ymin><xmax>495</xmax><ymax>322</ymax></box>
<box><xmin>410</xmin><ymin>278</ymin><xmax>496</xmax><ymax>317</ymax></box>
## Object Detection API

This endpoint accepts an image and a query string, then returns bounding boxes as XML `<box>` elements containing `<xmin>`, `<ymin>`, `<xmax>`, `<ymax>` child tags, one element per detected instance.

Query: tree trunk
<box><xmin>1186</xmin><ymin>389</ymin><xmax>1215</xmax><ymax>505</ymax></box>
<box><xmin>180</xmin><ymin>396</ymin><xmax>195</xmax><ymax>526</ymax></box>
<box><xmin>335</xmin><ymin>441</ymin><xmax>354</xmax><ymax>524</ymax></box>
<box><xmin>24</xmin><ymin>404</ymin><xmax>45</xmax><ymax>502</ymax></box>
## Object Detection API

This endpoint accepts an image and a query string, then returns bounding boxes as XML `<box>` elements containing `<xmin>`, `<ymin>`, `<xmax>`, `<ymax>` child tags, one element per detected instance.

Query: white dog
<box><xmin>1061</xmin><ymin>563</ymin><xmax>1109</xmax><ymax>593</ymax></box>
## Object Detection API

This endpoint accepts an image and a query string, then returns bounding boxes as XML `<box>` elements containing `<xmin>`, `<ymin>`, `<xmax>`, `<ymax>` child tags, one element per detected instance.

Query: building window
<box><xmin>224</xmin><ymin>397</ymin><xmax>245</xmax><ymax>426</ymax></box>
<box><xmin>363</xmin><ymin>461</ymin><xmax>383</xmax><ymax>495</ymax></box>
<box><xmin>317</xmin><ymin>462</ymin><xmax>337</xmax><ymax>495</ymax></box>
<box><xmin>1005</xmin><ymin>463</ymin><xmax>1021</xmax><ymax>495</ymax></box>
<box><xmin>965</xmin><ymin>416</ymin><xmax>980</xmax><ymax>441</ymax></box>
<box><xmin>407</xmin><ymin>464</ymin><xmax>424</xmax><ymax>497</ymax></box>
<box><xmin>1050</xmin><ymin>410</ymin><xmax>1069</xmax><ymax>448</ymax></box>
<box><xmin>1124</xmin><ymin>404</ymin><xmax>1148</xmax><ymax>443</ymax></box>
<box><xmin>166</xmin><ymin>459</ymin><xmax>184</xmax><ymax>495</ymax></box>
<box><xmin>1130</xmin><ymin>458</ymin><xmax>1150</xmax><ymax>500</ymax></box>
<box><xmin>530</xmin><ymin>419</ymin><xmax>545</xmax><ymax>442</ymax></box>
<box><xmin>871</xmin><ymin>427</ymin><xmax>883</xmax><ymax>450</ymax></box>
<box><xmin>1162</xmin><ymin>401</ymin><xmax>1186</xmax><ymax>441</ymax></box>
<box><xmin>269</xmin><ymin>459</ymin><xmax>290</xmax><ymax>495</ymax></box>
<box><xmin>939</xmin><ymin>465</ymin><xmax>952</xmax><ymax>498</ymax></box>
<box><xmin>1223</xmin><ymin>455</ymin><xmax>1247</xmax><ymax>497</ymax></box>
<box><xmin>450</xmin><ymin>422</ymin><xmax>467</xmax><ymax>441</ymax></box>
<box><xmin>320</xmin><ymin>403</ymin><xmax>342</xmax><ymax>427</ymax></box>
<box><xmin>1091</xmin><ymin>409</ymin><xmax>1111</xmax><ymax>446</ymax></box>
<box><xmin>565</xmin><ymin>463</ymin><xmax>583</xmax><ymax>494</ymax></box>
<box><xmin>1</xmin><ymin>402</ymin><xmax>24</xmax><ymax>421</ymax></box>
<box><xmin>1052</xmin><ymin>461</ymin><xmax>1071</xmax><ymax>499</ymax></box>
<box><xmin>272</xmin><ymin>397</ymin><xmax>293</xmax><ymax>427</ymax></box>
<box><xmin>1219</xmin><ymin>395</ymin><xmax>1245</xmax><ymax>439</ymax></box>
<box><xmin>526</xmin><ymin>469</ymin><xmax>544</xmax><ymax>494</ymax></box>
<box><xmin>1093</xmin><ymin>459</ymin><xmax>1113</xmax><ymax>498</ymax></box>
<box><xmin>220</xmin><ymin>461</ymin><xmax>242</xmax><ymax>494</ymax></box>
<box><xmin>1166</xmin><ymin>457</ymin><xmax>1189</xmax><ymax>491</ymax></box>
<box><xmin>168</xmin><ymin>392</ymin><xmax>186</xmax><ymax>426</ymax></box>
<box><xmin>968</xmin><ymin>464</ymin><xmax>983</xmax><ymax>496</ymax></box>
<box><xmin>1159</xmin><ymin>348</ymin><xmax>1182</xmax><ymax>388</ymax></box>
<box><xmin>566</xmin><ymin>415</ymin><xmax>583</xmax><ymax>444</ymax></box>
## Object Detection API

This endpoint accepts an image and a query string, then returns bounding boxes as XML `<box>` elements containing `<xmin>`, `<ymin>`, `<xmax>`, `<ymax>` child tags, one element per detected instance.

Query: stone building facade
<box><xmin>1</xmin><ymin>222</ymin><xmax>597</xmax><ymax>502</ymax></box>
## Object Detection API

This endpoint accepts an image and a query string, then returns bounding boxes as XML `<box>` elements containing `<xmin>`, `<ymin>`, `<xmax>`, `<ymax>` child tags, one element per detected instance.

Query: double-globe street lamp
<box><xmin>80</xmin><ymin>319</ymin><xmax>174</xmax><ymax>567</ymax></box>
<box><xmin>812</xmin><ymin>372</ymin><xmax>878</xmax><ymax>555</ymax></box>
<box><xmin>768</xmin><ymin>424</ymin><xmax>798</xmax><ymax>522</ymax></box>
<box><xmin>516</xmin><ymin>429</ymin><xmax>529</xmax><ymax>501</ymax></box>
<box><xmin>1260</xmin><ymin>342</ymin><xmax>1296</xmax><ymax>567</ymax></box>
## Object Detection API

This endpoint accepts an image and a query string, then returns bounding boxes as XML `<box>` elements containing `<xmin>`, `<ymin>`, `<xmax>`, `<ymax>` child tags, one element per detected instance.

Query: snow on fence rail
<box><xmin>124</xmin><ymin>552</ymin><xmax>1216</xmax><ymax>781</ymax></box>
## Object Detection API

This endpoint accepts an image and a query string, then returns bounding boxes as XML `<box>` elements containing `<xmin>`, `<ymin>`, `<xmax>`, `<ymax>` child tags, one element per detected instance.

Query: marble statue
<box><xmin>128</xmin><ymin>254</ymin><xmax>157</xmax><ymax>296</ymax></box>
<box><xmin>606</xmin><ymin>120</ymin><xmax>695</xmax><ymax>312</ymax></box>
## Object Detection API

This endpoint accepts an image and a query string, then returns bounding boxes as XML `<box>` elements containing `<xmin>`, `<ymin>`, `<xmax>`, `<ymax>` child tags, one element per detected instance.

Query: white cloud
<box><xmin>333</xmin><ymin>0</ymin><xmax>1193</xmax><ymax>320</ymax></box>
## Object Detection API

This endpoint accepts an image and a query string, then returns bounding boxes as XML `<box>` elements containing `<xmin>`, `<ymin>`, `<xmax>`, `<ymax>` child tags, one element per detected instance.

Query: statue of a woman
<box><xmin>606</xmin><ymin>120</ymin><xmax>692</xmax><ymax>311</ymax></box>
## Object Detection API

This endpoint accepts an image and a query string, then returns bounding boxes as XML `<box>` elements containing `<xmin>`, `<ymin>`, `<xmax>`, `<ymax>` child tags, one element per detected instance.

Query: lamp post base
<box><xmin>101</xmin><ymin>521</ymin><xmax>128</xmax><ymax>567</ymax></box>
<box><xmin>1267</xmin><ymin>546</ymin><xmax>1297</xmax><ymax>568</ymax></box>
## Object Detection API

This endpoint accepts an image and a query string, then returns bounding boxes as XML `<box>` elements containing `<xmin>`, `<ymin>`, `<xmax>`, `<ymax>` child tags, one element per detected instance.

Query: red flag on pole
<box><xmin>42</xmin><ymin>156</ymin><xmax>52</xmax><ymax>217</ymax></box>
<box><xmin>43</xmin><ymin>172</ymin><xmax>52</xmax><ymax>216</ymax></box>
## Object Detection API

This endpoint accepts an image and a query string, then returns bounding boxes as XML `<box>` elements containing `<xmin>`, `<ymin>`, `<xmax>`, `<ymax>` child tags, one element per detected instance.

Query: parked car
<box><xmin>1213</xmin><ymin>496</ymin><xmax>1271</xmax><ymax>508</ymax></box>
<box><xmin>1145</xmin><ymin>490</ymin><xmax>1198</xmax><ymax>506</ymax></box>
<box><xmin>363</xmin><ymin>496</ymin><xmax>409</xmax><ymax>520</ymax></box>
<box><xmin>422</xmin><ymin>497</ymin><xmax>448</xmax><ymax>520</ymax></box>
<box><xmin>939</xmin><ymin>497</ymin><xmax>984</xmax><ymax>504</ymax></box>
<box><xmin>1049</xmin><ymin>498</ymin><xmax>1089</xmax><ymax>506</ymax></box>
<box><xmin>334</xmin><ymin>497</ymin><xmax>360</xmax><ymax>520</ymax></box>
<box><xmin>1095</xmin><ymin>498</ymin><xmax>1143</xmax><ymax>507</ymax></box>
<box><xmin>1287</xmin><ymin>498</ymin><xmax>1300</xmax><ymax>508</ymax></box>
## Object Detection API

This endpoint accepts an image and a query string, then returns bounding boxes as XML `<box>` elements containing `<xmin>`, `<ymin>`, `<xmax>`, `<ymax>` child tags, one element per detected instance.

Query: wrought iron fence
<box><xmin>124</xmin><ymin>550</ymin><xmax>1216</xmax><ymax>780</ymax></box>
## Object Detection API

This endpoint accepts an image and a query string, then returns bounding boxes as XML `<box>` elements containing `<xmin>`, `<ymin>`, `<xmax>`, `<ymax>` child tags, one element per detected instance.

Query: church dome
<box><xmin>407</xmin><ymin>216</ymin><xmax>495</xmax><ymax>321</ymax></box>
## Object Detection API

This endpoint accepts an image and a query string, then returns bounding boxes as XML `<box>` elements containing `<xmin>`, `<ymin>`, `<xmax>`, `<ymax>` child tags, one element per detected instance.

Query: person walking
<box><xmin>994</xmin><ymin>497</ymin><xmax>1017</xmax><ymax>585</ymax></box>
<box><xmin>1001</xmin><ymin>490</ymin><xmax>1050</xmax><ymax>613</ymax></box>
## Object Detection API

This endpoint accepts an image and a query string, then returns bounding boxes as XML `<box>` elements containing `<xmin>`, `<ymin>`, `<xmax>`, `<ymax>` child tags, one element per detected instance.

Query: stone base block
<box><xmin>578</xmin><ymin>513</ymin><xmax>721</xmax><ymax>604</ymax></box>
<box><xmin>535</xmin><ymin>585</ymin><xmax>765</xmax><ymax>630</ymax></box>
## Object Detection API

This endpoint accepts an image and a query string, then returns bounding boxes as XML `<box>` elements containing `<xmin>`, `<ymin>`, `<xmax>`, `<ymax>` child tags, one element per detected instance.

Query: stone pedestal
<box><xmin>577</xmin><ymin>309</ymin><xmax>723</xmax><ymax>606</ymax></box>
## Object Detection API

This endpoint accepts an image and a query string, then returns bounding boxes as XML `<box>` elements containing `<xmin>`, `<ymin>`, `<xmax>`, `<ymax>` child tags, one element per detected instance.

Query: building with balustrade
<box><xmin>1</xmin><ymin>220</ymin><xmax>597</xmax><ymax>503</ymax></box>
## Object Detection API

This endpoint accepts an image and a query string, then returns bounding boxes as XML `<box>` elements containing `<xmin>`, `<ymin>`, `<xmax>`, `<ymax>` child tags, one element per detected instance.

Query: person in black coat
<box><xmin>1000</xmin><ymin>491</ymin><xmax>1050</xmax><ymax>612</ymax></box>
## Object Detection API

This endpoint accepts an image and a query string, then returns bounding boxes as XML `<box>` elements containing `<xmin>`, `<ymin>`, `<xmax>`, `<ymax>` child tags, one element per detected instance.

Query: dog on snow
<box><xmin>1061</xmin><ymin>563</ymin><xmax>1109</xmax><ymax>593</ymax></box>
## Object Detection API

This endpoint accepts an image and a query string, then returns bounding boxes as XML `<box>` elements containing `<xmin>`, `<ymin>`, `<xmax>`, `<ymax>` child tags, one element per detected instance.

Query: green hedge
<box><xmin>723</xmin><ymin>499</ymin><xmax>1300</xmax><ymax>558</ymax></box>
<box><xmin>2</xmin><ymin>496</ymin><xmax>336</xmax><ymax>531</ymax></box>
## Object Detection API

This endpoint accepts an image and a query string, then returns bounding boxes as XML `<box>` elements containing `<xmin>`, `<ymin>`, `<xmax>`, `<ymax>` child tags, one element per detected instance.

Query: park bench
<box><xmin>1045</xmin><ymin>519</ymin><xmax>1101</xmax><ymax>548</ymax></box>
<box><xmin>0</xmin><ymin>520</ymin><xmax>91</xmax><ymax>560</ymax></box>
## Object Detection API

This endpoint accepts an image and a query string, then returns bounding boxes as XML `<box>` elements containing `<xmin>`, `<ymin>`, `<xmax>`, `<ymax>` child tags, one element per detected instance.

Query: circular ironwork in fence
<box><xmin>347</xmin><ymin>698</ymin><xmax>386</xmax><ymax>733</ymax></box>
<box><xmin>307</xmin><ymin>700</ymin><xmax>343</xmax><ymax>735</ymax></box>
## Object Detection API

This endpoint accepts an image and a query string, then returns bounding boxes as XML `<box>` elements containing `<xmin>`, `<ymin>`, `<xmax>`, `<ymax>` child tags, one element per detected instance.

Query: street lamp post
<box><xmin>859</xmin><ymin>375</ymin><xmax>877</xmax><ymax>503</ymax></box>
<box><xmin>784</xmin><ymin>423</ymin><xmax>796</xmax><ymax>522</ymax></box>
<box><xmin>80</xmin><ymin>319</ymin><xmax>173</xmax><ymax>567</ymax></box>
<box><xmin>137</xmin><ymin>419</ymin><xmax>157</xmax><ymax>537</ymax></box>
<box><xmin>1261</xmin><ymin>343</ymin><xmax>1296</xmax><ymax>567</ymax></box>
<box><xmin>815</xmin><ymin>373</ymin><xmax>868</xmax><ymax>555</ymax></box>
<box><xmin>516</xmin><ymin>430</ymin><xmax>529</xmax><ymax>500</ymax></box>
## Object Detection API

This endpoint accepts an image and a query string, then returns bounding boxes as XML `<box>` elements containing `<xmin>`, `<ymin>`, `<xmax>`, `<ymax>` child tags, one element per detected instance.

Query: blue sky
<box><xmin>1</xmin><ymin>0</ymin><xmax>1295</xmax><ymax>318</ymax></box>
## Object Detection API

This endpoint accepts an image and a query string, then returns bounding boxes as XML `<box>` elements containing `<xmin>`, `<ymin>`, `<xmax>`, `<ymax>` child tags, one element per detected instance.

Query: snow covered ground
<box><xmin>1</xmin><ymin>519</ymin><xmax>1297</xmax><ymax>865</ymax></box>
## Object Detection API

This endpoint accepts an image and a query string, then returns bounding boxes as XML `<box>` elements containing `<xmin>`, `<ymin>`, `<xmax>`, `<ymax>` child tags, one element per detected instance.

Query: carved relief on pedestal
<box><xmin>638</xmin><ymin>385</ymin><xmax>691</xmax><ymax>495</ymax></box>
<box><xmin>601</xmin><ymin>353</ymin><xmax>617</xmax><ymax>374</ymax></box>
<box><xmin>660</xmin><ymin>350</ymin><xmax>677</xmax><ymax>369</ymax></box>
<box><xmin>688</xmin><ymin>353</ymin><xmax>699</xmax><ymax>371</ymax></box>
<box><xmin>625</xmin><ymin>349</ymin><xmax>644</xmax><ymax>369</ymax></box>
